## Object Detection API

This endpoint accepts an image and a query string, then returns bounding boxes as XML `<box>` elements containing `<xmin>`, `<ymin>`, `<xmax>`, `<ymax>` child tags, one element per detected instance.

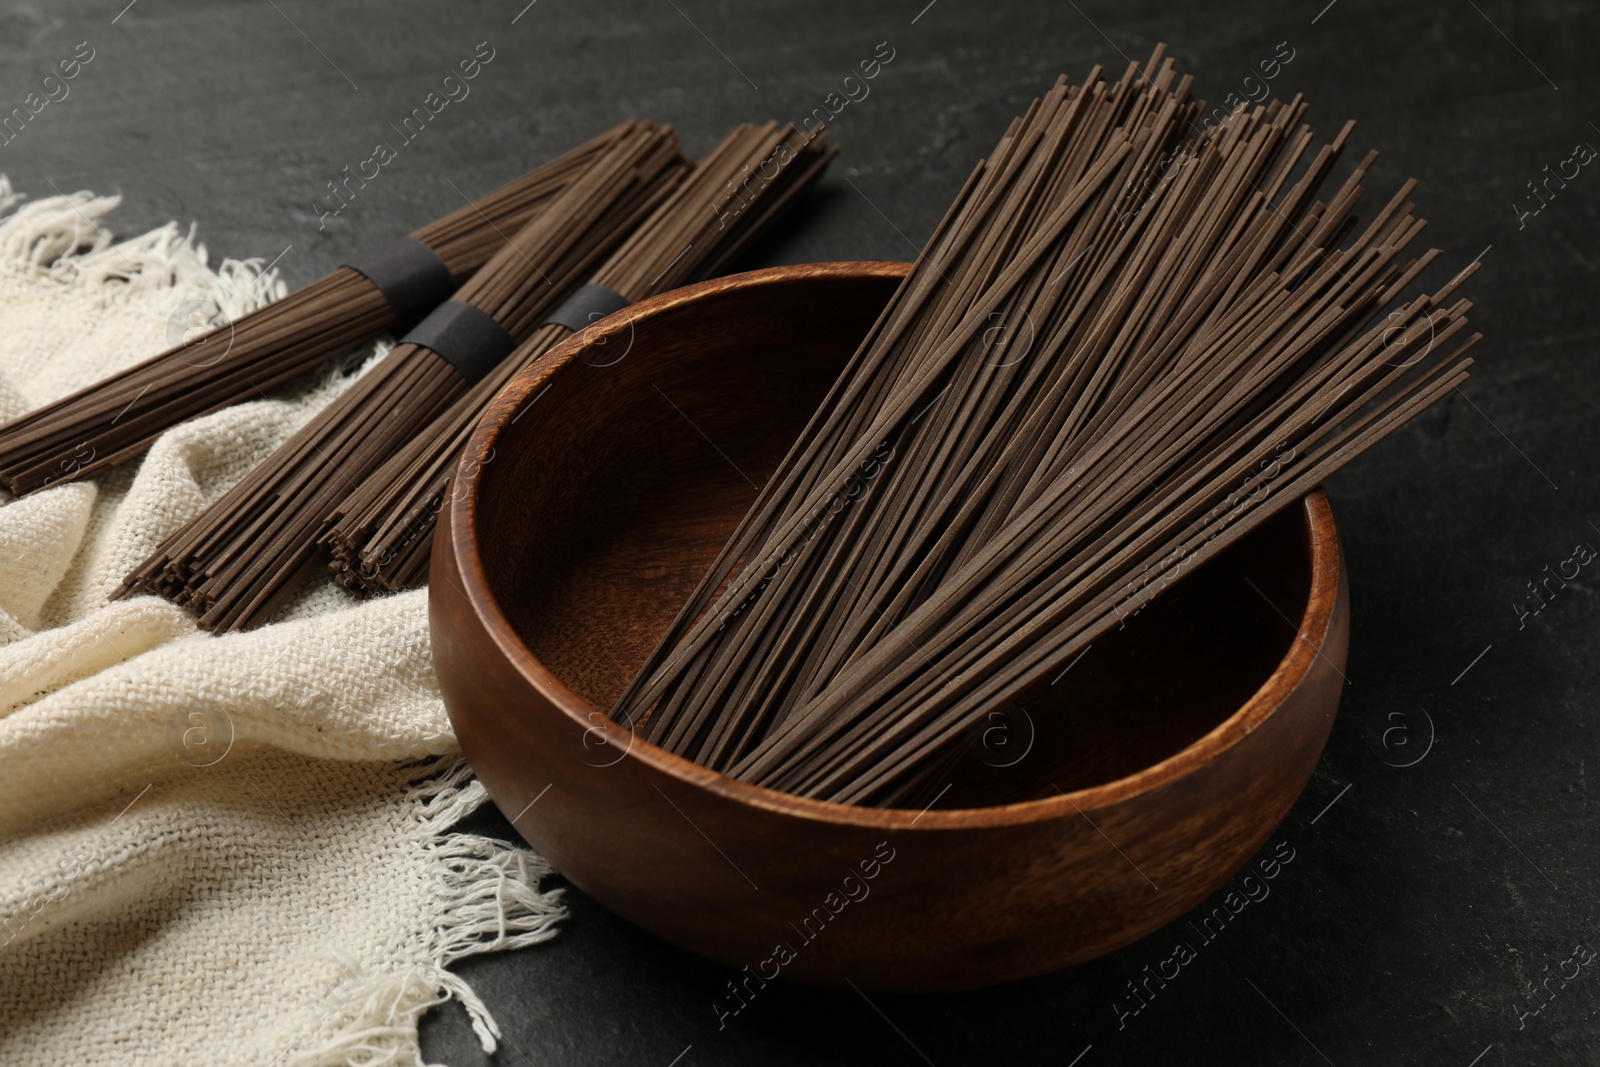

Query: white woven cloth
<box><xmin>0</xmin><ymin>179</ymin><xmax>564</xmax><ymax>1066</ymax></box>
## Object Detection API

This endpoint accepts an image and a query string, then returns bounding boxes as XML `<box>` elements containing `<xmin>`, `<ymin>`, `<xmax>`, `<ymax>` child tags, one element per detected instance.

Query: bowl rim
<box><xmin>445</xmin><ymin>260</ymin><xmax>1343</xmax><ymax>833</ymax></box>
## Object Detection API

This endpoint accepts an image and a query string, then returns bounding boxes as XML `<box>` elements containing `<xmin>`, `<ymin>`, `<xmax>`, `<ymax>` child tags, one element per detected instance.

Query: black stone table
<box><xmin>4</xmin><ymin>0</ymin><xmax>1595</xmax><ymax>1062</ymax></box>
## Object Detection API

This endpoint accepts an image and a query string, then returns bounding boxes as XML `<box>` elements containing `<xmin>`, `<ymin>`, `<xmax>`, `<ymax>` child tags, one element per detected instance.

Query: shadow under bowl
<box><xmin>431</xmin><ymin>260</ymin><xmax>1349</xmax><ymax>993</ymax></box>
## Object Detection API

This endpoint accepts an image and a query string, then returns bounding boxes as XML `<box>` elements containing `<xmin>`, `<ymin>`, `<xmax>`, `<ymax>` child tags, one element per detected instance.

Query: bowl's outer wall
<box><xmin>431</xmin><ymin>263</ymin><xmax>1349</xmax><ymax>993</ymax></box>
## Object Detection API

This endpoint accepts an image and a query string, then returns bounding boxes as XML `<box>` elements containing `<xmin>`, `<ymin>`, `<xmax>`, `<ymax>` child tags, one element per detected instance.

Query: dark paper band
<box><xmin>342</xmin><ymin>237</ymin><xmax>455</xmax><ymax>333</ymax></box>
<box><xmin>541</xmin><ymin>283</ymin><xmax>630</xmax><ymax>333</ymax></box>
<box><xmin>401</xmin><ymin>301</ymin><xmax>516</xmax><ymax>384</ymax></box>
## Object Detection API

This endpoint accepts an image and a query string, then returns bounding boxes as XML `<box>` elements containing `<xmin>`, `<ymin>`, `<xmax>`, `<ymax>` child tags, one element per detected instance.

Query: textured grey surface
<box><xmin>2</xmin><ymin>0</ymin><xmax>1596</xmax><ymax>1063</ymax></box>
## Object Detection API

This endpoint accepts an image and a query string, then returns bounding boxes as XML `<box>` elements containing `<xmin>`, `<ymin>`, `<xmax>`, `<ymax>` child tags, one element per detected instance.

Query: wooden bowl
<box><xmin>431</xmin><ymin>261</ymin><xmax>1349</xmax><ymax>993</ymax></box>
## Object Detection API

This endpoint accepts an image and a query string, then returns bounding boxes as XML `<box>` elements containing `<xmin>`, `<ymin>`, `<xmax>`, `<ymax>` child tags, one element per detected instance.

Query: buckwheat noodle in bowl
<box><xmin>610</xmin><ymin>45</ymin><xmax>1480</xmax><ymax>808</ymax></box>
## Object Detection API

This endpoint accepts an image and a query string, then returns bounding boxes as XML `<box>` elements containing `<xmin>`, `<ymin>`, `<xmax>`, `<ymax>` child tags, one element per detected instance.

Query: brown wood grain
<box><xmin>430</xmin><ymin>261</ymin><xmax>1348</xmax><ymax>993</ymax></box>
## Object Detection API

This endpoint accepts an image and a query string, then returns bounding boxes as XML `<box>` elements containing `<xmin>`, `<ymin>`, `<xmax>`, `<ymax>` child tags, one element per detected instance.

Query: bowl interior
<box><xmin>475</xmin><ymin>265</ymin><xmax>1311</xmax><ymax>810</ymax></box>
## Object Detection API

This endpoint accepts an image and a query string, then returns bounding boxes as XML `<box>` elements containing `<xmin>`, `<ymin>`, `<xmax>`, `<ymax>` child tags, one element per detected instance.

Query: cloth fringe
<box><xmin>0</xmin><ymin>174</ymin><xmax>287</xmax><ymax>318</ymax></box>
<box><xmin>288</xmin><ymin>757</ymin><xmax>566</xmax><ymax>1067</ymax></box>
